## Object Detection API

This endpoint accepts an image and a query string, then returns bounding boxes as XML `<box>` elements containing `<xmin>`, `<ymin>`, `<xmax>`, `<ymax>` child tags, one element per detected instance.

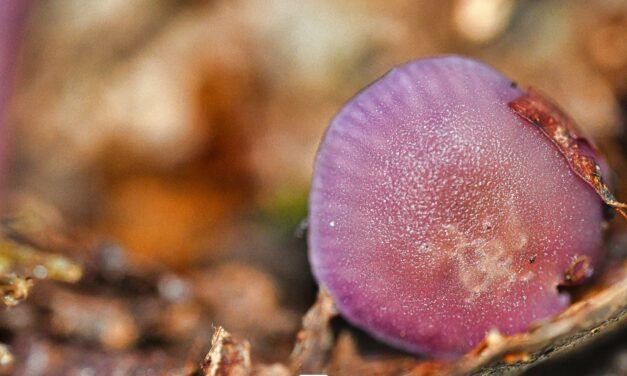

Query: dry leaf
<box><xmin>0</xmin><ymin>274</ymin><xmax>32</xmax><ymax>307</ymax></box>
<box><xmin>201</xmin><ymin>326</ymin><xmax>251</xmax><ymax>376</ymax></box>
<box><xmin>508</xmin><ymin>88</ymin><xmax>627</xmax><ymax>218</ymax></box>
<box><xmin>289</xmin><ymin>288</ymin><xmax>337</xmax><ymax>374</ymax></box>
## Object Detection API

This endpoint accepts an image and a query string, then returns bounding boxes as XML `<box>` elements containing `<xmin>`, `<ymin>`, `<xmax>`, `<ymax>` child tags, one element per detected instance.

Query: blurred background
<box><xmin>0</xmin><ymin>0</ymin><xmax>626</xmax><ymax>375</ymax></box>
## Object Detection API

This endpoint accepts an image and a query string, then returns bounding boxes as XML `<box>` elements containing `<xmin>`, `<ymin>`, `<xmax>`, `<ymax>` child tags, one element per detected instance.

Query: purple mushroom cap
<box><xmin>308</xmin><ymin>56</ymin><xmax>604</xmax><ymax>357</ymax></box>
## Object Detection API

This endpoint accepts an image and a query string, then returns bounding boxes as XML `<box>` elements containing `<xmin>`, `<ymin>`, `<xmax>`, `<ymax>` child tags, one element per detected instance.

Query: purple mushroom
<box><xmin>308</xmin><ymin>56</ymin><xmax>605</xmax><ymax>357</ymax></box>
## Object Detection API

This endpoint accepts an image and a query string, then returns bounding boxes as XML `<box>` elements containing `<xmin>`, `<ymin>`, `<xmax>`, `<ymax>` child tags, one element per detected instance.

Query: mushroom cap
<box><xmin>308</xmin><ymin>56</ymin><xmax>604</xmax><ymax>357</ymax></box>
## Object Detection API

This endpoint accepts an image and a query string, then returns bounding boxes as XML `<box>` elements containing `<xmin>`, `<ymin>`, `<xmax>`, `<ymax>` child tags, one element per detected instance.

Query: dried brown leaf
<box><xmin>288</xmin><ymin>288</ymin><xmax>337</xmax><ymax>374</ymax></box>
<box><xmin>0</xmin><ymin>222</ymin><xmax>83</xmax><ymax>283</ymax></box>
<box><xmin>0</xmin><ymin>240</ymin><xmax>82</xmax><ymax>283</ymax></box>
<box><xmin>0</xmin><ymin>274</ymin><xmax>33</xmax><ymax>307</ymax></box>
<box><xmin>202</xmin><ymin>326</ymin><xmax>251</xmax><ymax>376</ymax></box>
<box><xmin>508</xmin><ymin>88</ymin><xmax>627</xmax><ymax>218</ymax></box>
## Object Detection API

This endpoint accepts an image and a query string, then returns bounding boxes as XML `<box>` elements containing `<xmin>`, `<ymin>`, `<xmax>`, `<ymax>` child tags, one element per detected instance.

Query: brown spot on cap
<box><xmin>563</xmin><ymin>255</ymin><xmax>593</xmax><ymax>285</ymax></box>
